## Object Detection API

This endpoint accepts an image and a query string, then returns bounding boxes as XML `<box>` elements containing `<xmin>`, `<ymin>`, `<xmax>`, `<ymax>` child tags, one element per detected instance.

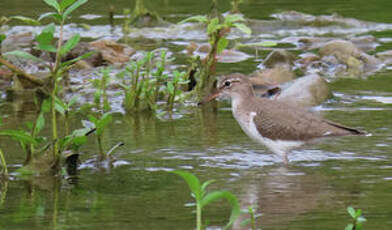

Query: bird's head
<box><xmin>198</xmin><ymin>73</ymin><xmax>254</xmax><ymax>105</ymax></box>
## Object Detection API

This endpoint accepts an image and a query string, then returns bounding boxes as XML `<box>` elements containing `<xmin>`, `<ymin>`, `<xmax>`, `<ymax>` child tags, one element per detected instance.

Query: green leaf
<box><xmin>0</xmin><ymin>34</ymin><xmax>6</xmax><ymax>44</ymax></box>
<box><xmin>355</xmin><ymin>209</ymin><xmax>362</xmax><ymax>217</ymax></box>
<box><xmin>345</xmin><ymin>224</ymin><xmax>354</xmax><ymax>230</ymax></box>
<box><xmin>38</xmin><ymin>12</ymin><xmax>62</xmax><ymax>22</ymax></box>
<box><xmin>60</xmin><ymin>0</ymin><xmax>77</xmax><ymax>11</ymax></box>
<box><xmin>68</xmin><ymin>95</ymin><xmax>78</xmax><ymax>107</ymax></box>
<box><xmin>224</xmin><ymin>14</ymin><xmax>246</xmax><ymax>24</ymax></box>
<box><xmin>200</xmin><ymin>191</ymin><xmax>240</xmax><ymax>229</ymax></box>
<box><xmin>217</xmin><ymin>37</ymin><xmax>229</xmax><ymax>54</ymax></box>
<box><xmin>207</xmin><ymin>17</ymin><xmax>220</xmax><ymax>35</ymax></box>
<box><xmin>236</xmin><ymin>41</ymin><xmax>278</xmax><ymax>50</ymax></box>
<box><xmin>41</xmin><ymin>99</ymin><xmax>51</xmax><ymax>113</ymax></box>
<box><xmin>0</xmin><ymin>130</ymin><xmax>37</xmax><ymax>145</ymax></box>
<box><xmin>201</xmin><ymin>179</ymin><xmax>215</xmax><ymax>192</ymax></box>
<box><xmin>167</xmin><ymin>82</ymin><xmax>174</xmax><ymax>95</ymax></box>
<box><xmin>55</xmin><ymin>97</ymin><xmax>66</xmax><ymax>115</ymax></box>
<box><xmin>36</xmin><ymin>23</ymin><xmax>56</xmax><ymax>52</ymax></box>
<box><xmin>43</xmin><ymin>0</ymin><xmax>61</xmax><ymax>13</ymax></box>
<box><xmin>61</xmin><ymin>51</ymin><xmax>94</xmax><ymax>67</ymax></box>
<box><xmin>35</xmin><ymin>113</ymin><xmax>45</xmax><ymax>134</ymax></box>
<box><xmin>240</xmin><ymin>218</ymin><xmax>251</xmax><ymax>227</ymax></box>
<box><xmin>60</xmin><ymin>34</ymin><xmax>80</xmax><ymax>56</ymax></box>
<box><xmin>172</xmin><ymin>171</ymin><xmax>201</xmax><ymax>201</ymax></box>
<box><xmin>10</xmin><ymin>16</ymin><xmax>40</xmax><ymax>26</ymax></box>
<box><xmin>63</xmin><ymin>0</ymin><xmax>88</xmax><ymax>20</ymax></box>
<box><xmin>179</xmin><ymin>15</ymin><xmax>207</xmax><ymax>24</ymax></box>
<box><xmin>357</xmin><ymin>216</ymin><xmax>367</xmax><ymax>223</ymax></box>
<box><xmin>347</xmin><ymin>207</ymin><xmax>356</xmax><ymax>219</ymax></box>
<box><xmin>233</xmin><ymin>23</ymin><xmax>251</xmax><ymax>35</ymax></box>
<box><xmin>3</xmin><ymin>51</ymin><xmax>43</xmax><ymax>62</ymax></box>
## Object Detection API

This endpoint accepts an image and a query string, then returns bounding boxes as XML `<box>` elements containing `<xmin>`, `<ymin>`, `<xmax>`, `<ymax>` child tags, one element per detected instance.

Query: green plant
<box><xmin>117</xmin><ymin>51</ymin><xmax>158</xmax><ymax>112</ymax></box>
<box><xmin>172</xmin><ymin>171</ymin><xmax>240</xmax><ymax>230</ymax></box>
<box><xmin>1</xmin><ymin>0</ymin><xmax>89</xmax><ymax>171</ymax></box>
<box><xmin>240</xmin><ymin>205</ymin><xmax>262</xmax><ymax>230</ymax></box>
<box><xmin>181</xmin><ymin>13</ymin><xmax>251</xmax><ymax>99</ymax></box>
<box><xmin>166</xmin><ymin>70</ymin><xmax>189</xmax><ymax>114</ymax></box>
<box><xmin>345</xmin><ymin>206</ymin><xmax>366</xmax><ymax>230</ymax></box>
<box><xmin>0</xmin><ymin>149</ymin><xmax>8</xmax><ymax>177</ymax></box>
<box><xmin>55</xmin><ymin>95</ymin><xmax>78</xmax><ymax>136</ymax></box>
<box><xmin>91</xmin><ymin>67</ymin><xmax>112</xmax><ymax>112</ymax></box>
<box><xmin>87</xmin><ymin>112</ymin><xmax>113</xmax><ymax>160</ymax></box>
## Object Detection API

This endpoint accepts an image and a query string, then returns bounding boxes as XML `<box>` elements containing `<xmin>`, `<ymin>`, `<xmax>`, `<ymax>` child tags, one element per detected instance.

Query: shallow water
<box><xmin>1</xmin><ymin>0</ymin><xmax>392</xmax><ymax>230</ymax></box>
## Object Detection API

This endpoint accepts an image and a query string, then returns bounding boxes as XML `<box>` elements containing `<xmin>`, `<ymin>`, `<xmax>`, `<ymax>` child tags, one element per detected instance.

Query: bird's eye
<box><xmin>224</xmin><ymin>81</ymin><xmax>231</xmax><ymax>87</ymax></box>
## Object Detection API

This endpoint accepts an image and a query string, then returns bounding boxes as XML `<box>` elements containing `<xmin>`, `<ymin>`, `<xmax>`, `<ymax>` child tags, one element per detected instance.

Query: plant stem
<box><xmin>0</xmin><ymin>149</ymin><xmax>8</xmax><ymax>176</ymax></box>
<box><xmin>196</xmin><ymin>202</ymin><xmax>202</xmax><ymax>230</ymax></box>
<box><xmin>51</xmin><ymin>19</ymin><xmax>65</xmax><ymax>169</ymax></box>
<box><xmin>97</xmin><ymin>135</ymin><xmax>104</xmax><ymax>160</ymax></box>
<box><xmin>250</xmin><ymin>207</ymin><xmax>256</xmax><ymax>230</ymax></box>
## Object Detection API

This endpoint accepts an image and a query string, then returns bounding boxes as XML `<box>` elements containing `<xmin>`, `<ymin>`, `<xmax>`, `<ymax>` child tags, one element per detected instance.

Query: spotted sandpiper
<box><xmin>199</xmin><ymin>73</ymin><xmax>366</xmax><ymax>164</ymax></box>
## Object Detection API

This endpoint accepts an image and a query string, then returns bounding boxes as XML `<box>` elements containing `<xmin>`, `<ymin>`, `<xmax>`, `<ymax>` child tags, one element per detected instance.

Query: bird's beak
<box><xmin>197</xmin><ymin>89</ymin><xmax>221</xmax><ymax>106</ymax></box>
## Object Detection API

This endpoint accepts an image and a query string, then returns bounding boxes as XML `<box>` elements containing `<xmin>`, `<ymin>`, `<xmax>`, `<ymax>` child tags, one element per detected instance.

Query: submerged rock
<box><xmin>89</xmin><ymin>40</ymin><xmax>136</xmax><ymax>66</ymax></box>
<box><xmin>277</xmin><ymin>74</ymin><xmax>331</xmax><ymax>107</ymax></box>
<box><xmin>317</xmin><ymin>40</ymin><xmax>380</xmax><ymax>78</ymax></box>
<box><xmin>263</xmin><ymin>49</ymin><xmax>296</xmax><ymax>68</ymax></box>
<box><xmin>1</xmin><ymin>32</ymin><xmax>33</xmax><ymax>54</ymax></box>
<box><xmin>250</xmin><ymin>66</ymin><xmax>295</xmax><ymax>85</ymax></box>
<box><xmin>376</xmin><ymin>50</ymin><xmax>392</xmax><ymax>65</ymax></box>
<box><xmin>186</xmin><ymin>42</ymin><xmax>251</xmax><ymax>63</ymax></box>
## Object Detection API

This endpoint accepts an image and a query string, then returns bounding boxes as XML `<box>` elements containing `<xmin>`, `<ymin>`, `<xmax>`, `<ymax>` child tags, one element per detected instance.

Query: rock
<box><xmin>250</xmin><ymin>66</ymin><xmax>295</xmax><ymax>85</ymax></box>
<box><xmin>89</xmin><ymin>40</ymin><xmax>136</xmax><ymax>65</ymax></box>
<box><xmin>376</xmin><ymin>50</ymin><xmax>392</xmax><ymax>65</ymax></box>
<box><xmin>263</xmin><ymin>49</ymin><xmax>296</xmax><ymax>68</ymax></box>
<box><xmin>318</xmin><ymin>40</ymin><xmax>380</xmax><ymax>78</ymax></box>
<box><xmin>65</xmin><ymin>42</ymin><xmax>103</xmax><ymax>68</ymax></box>
<box><xmin>1</xmin><ymin>32</ymin><xmax>33</xmax><ymax>54</ymax></box>
<box><xmin>349</xmin><ymin>35</ymin><xmax>378</xmax><ymax>52</ymax></box>
<box><xmin>277</xmin><ymin>74</ymin><xmax>331</xmax><ymax>107</ymax></box>
<box><xmin>186</xmin><ymin>42</ymin><xmax>251</xmax><ymax>63</ymax></box>
<box><xmin>217</xmin><ymin>50</ymin><xmax>252</xmax><ymax>63</ymax></box>
<box><xmin>297</xmin><ymin>52</ymin><xmax>320</xmax><ymax>68</ymax></box>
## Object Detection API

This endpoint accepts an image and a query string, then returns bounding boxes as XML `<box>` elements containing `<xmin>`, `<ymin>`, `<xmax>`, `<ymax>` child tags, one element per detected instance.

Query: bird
<box><xmin>199</xmin><ymin>73</ymin><xmax>366</xmax><ymax>164</ymax></box>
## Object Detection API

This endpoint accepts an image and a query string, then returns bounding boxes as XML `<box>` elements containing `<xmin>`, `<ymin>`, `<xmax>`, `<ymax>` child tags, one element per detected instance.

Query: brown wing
<box><xmin>252</xmin><ymin>99</ymin><xmax>362</xmax><ymax>141</ymax></box>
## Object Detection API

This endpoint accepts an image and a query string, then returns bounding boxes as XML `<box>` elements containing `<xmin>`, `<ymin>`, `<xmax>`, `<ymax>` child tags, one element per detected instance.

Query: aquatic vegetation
<box><xmin>346</xmin><ymin>206</ymin><xmax>366</xmax><ymax>230</ymax></box>
<box><xmin>181</xmin><ymin>11</ymin><xmax>251</xmax><ymax>99</ymax></box>
<box><xmin>240</xmin><ymin>205</ymin><xmax>262</xmax><ymax>230</ymax></box>
<box><xmin>172</xmin><ymin>171</ymin><xmax>240</xmax><ymax>230</ymax></box>
<box><xmin>87</xmin><ymin>112</ymin><xmax>113</xmax><ymax>160</ymax></box>
<box><xmin>116</xmin><ymin>50</ymin><xmax>188</xmax><ymax>115</ymax></box>
<box><xmin>166</xmin><ymin>70</ymin><xmax>189</xmax><ymax>114</ymax></box>
<box><xmin>91</xmin><ymin>67</ymin><xmax>112</xmax><ymax>112</ymax></box>
<box><xmin>55</xmin><ymin>95</ymin><xmax>78</xmax><ymax>136</ymax></box>
<box><xmin>117</xmin><ymin>51</ymin><xmax>156</xmax><ymax>112</ymax></box>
